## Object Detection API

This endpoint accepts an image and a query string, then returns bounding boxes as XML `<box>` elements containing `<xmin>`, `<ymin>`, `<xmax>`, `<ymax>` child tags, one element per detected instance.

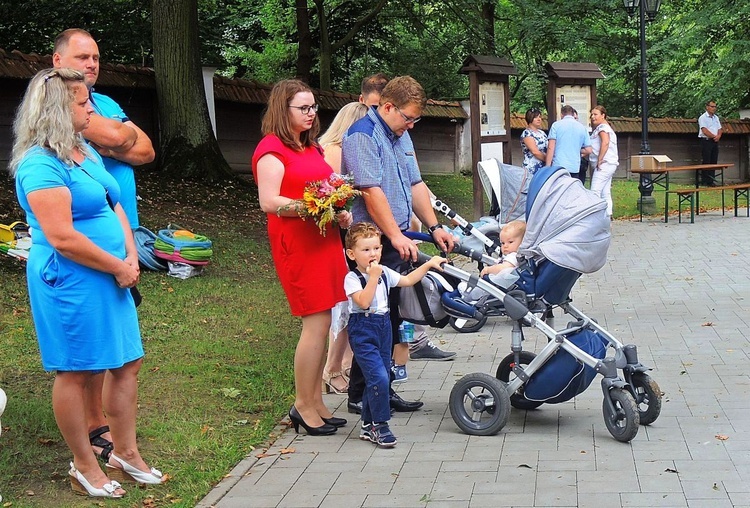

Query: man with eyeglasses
<box><xmin>52</xmin><ymin>27</ymin><xmax>155</xmax><ymax>464</ymax></box>
<box><xmin>342</xmin><ymin>76</ymin><xmax>456</xmax><ymax>415</ymax></box>
<box><xmin>697</xmin><ymin>100</ymin><xmax>722</xmax><ymax>187</ymax></box>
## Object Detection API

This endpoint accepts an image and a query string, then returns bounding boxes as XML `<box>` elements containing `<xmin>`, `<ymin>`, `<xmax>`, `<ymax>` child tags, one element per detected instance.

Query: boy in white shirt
<box><xmin>344</xmin><ymin>222</ymin><xmax>445</xmax><ymax>447</ymax></box>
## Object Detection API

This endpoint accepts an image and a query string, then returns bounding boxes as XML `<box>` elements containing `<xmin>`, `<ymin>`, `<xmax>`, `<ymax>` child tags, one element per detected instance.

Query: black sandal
<box><xmin>89</xmin><ymin>425</ymin><xmax>114</xmax><ymax>461</ymax></box>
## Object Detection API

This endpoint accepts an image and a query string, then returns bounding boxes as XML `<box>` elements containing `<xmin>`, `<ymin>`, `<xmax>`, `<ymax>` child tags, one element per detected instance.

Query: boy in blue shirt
<box><xmin>344</xmin><ymin>223</ymin><xmax>445</xmax><ymax>447</ymax></box>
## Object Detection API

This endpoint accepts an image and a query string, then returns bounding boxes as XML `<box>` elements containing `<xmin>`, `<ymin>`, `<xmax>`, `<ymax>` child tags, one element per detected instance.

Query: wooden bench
<box><xmin>630</xmin><ymin>163</ymin><xmax>735</xmax><ymax>222</ymax></box>
<box><xmin>666</xmin><ymin>184</ymin><xmax>750</xmax><ymax>223</ymax></box>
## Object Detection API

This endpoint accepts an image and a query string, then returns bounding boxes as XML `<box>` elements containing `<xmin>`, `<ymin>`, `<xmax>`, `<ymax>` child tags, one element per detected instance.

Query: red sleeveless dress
<box><xmin>252</xmin><ymin>135</ymin><xmax>348</xmax><ymax>316</ymax></box>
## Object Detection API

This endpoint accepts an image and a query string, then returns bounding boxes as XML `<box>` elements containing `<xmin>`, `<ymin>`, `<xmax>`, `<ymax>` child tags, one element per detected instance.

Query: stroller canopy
<box><xmin>478</xmin><ymin>159</ymin><xmax>529</xmax><ymax>224</ymax></box>
<box><xmin>519</xmin><ymin>166</ymin><xmax>610</xmax><ymax>274</ymax></box>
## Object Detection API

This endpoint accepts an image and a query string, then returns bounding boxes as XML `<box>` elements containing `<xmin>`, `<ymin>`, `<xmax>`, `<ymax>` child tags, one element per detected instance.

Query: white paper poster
<box><xmin>478</xmin><ymin>82</ymin><xmax>506</xmax><ymax>136</ymax></box>
<box><xmin>555</xmin><ymin>85</ymin><xmax>592</xmax><ymax>130</ymax></box>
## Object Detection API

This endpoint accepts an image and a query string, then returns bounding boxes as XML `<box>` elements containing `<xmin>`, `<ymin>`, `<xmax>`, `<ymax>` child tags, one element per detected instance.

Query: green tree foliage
<box><xmin>0</xmin><ymin>0</ymin><xmax>748</xmax><ymax>118</ymax></box>
<box><xmin>647</xmin><ymin>0</ymin><xmax>750</xmax><ymax>117</ymax></box>
<box><xmin>0</xmin><ymin>0</ymin><xmax>151</xmax><ymax>64</ymax></box>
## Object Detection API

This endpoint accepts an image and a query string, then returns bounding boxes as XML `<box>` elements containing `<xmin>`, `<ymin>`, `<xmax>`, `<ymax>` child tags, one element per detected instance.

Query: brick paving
<box><xmin>198</xmin><ymin>214</ymin><xmax>750</xmax><ymax>508</ymax></box>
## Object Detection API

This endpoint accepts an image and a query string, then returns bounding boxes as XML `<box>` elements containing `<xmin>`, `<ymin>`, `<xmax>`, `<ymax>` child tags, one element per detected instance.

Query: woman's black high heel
<box><xmin>322</xmin><ymin>416</ymin><xmax>347</xmax><ymax>428</ymax></box>
<box><xmin>288</xmin><ymin>406</ymin><xmax>337</xmax><ymax>435</ymax></box>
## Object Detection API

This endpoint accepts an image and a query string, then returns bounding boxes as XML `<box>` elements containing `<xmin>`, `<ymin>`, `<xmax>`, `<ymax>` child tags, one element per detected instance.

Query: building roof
<box><xmin>5</xmin><ymin>48</ymin><xmax>748</xmax><ymax>131</ymax></box>
<box><xmin>544</xmin><ymin>62</ymin><xmax>605</xmax><ymax>80</ymax></box>
<box><xmin>509</xmin><ymin>113</ymin><xmax>750</xmax><ymax>135</ymax></box>
<box><xmin>459</xmin><ymin>55</ymin><xmax>517</xmax><ymax>76</ymax></box>
<box><xmin>0</xmin><ymin>48</ymin><xmax>468</xmax><ymax>120</ymax></box>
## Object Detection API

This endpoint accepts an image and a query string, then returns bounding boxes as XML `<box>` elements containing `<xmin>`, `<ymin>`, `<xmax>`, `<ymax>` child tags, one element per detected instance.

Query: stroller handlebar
<box><xmin>403</xmin><ymin>230</ymin><xmax>493</xmax><ymax>265</ymax></box>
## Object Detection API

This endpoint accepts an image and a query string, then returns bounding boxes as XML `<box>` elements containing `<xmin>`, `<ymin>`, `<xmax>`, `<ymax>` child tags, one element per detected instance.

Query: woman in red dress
<box><xmin>252</xmin><ymin>80</ymin><xmax>352</xmax><ymax>435</ymax></box>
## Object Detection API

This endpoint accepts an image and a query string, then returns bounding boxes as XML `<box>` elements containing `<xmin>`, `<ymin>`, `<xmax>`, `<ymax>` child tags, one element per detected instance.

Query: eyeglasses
<box><xmin>289</xmin><ymin>103</ymin><xmax>319</xmax><ymax>115</ymax></box>
<box><xmin>707</xmin><ymin>104</ymin><xmax>717</xmax><ymax>108</ymax></box>
<box><xmin>394</xmin><ymin>105</ymin><xmax>421</xmax><ymax>124</ymax></box>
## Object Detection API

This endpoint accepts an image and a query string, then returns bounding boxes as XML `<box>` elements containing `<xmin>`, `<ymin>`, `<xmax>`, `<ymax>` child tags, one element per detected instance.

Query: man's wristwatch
<box><xmin>428</xmin><ymin>224</ymin><xmax>443</xmax><ymax>234</ymax></box>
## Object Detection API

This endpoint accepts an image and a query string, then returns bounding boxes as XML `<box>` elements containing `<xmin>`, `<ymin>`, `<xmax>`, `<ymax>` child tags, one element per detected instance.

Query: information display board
<box><xmin>478</xmin><ymin>82</ymin><xmax>506</xmax><ymax>136</ymax></box>
<box><xmin>554</xmin><ymin>85</ymin><xmax>592</xmax><ymax>130</ymax></box>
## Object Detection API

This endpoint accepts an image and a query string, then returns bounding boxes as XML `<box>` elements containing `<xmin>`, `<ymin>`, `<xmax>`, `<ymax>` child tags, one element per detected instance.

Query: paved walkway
<box><xmin>198</xmin><ymin>215</ymin><xmax>750</xmax><ymax>508</ymax></box>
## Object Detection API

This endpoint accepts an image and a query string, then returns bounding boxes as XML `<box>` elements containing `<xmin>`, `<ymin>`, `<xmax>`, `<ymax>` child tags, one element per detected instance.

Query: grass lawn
<box><xmin>0</xmin><ymin>170</ymin><xmax>737</xmax><ymax>507</ymax></box>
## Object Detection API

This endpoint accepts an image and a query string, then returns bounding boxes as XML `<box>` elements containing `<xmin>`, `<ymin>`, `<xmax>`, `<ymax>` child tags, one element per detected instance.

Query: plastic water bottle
<box><xmin>399</xmin><ymin>322</ymin><xmax>415</xmax><ymax>343</ymax></box>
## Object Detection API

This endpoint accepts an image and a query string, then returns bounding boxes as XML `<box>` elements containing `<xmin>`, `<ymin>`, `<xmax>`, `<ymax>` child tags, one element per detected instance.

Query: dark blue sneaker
<box><xmin>359</xmin><ymin>422</ymin><xmax>397</xmax><ymax>448</ymax></box>
<box><xmin>392</xmin><ymin>364</ymin><xmax>408</xmax><ymax>383</ymax></box>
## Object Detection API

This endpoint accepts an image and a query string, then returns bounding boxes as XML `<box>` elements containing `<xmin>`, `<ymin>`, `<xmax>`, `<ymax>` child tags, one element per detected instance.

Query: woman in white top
<box><xmin>589</xmin><ymin>105</ymin><xmax>619</xmax><ymax>218</ymax></box>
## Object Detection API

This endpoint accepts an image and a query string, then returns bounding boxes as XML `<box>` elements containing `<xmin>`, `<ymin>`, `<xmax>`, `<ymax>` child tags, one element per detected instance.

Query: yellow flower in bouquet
<box><xmin>294</xmin><ymin>174</ymin><xmax>362</xmax><ymax>235</ymax></box>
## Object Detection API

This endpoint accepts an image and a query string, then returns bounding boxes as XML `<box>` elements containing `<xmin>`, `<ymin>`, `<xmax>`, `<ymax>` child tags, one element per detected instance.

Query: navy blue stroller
<box><xmin>419</xmin><ymin>166</ymin><xmax>662</xmax><ymax>442</ymax></box>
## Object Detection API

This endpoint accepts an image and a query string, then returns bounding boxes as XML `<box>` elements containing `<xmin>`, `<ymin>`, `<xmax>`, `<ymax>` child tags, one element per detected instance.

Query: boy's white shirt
<box><xmin>344</xmin><ymin>265</ymin><xmax>401</xmax><ymax>315</ymax></box>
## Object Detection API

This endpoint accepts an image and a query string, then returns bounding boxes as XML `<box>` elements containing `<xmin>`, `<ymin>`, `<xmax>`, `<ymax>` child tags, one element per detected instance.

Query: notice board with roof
<box><xmin>459</xmin><ymin>55</ymin><xmax>517</xmax><ymax>217</ymax></box>
<box><xmin>545</xmin><ymin>62</ymin><xmax>604</xmax><ymax>129</ymax></box>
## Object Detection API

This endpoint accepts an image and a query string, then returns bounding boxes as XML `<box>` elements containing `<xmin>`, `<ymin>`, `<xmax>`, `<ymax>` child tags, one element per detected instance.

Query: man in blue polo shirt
<box><xmin>545</xmin><ymin>104</ymin><xmax>592</xmax><ymax>176</ymax></box>
<box><xmin>342</xmin><ymin>76</ymin><xmax>455</xmax><ymax>415</ymax></box>
<box><xmin>53</xmin><ymin>28</ymin><xmax>155</xmax><ymax>229</ymax></box>
<box><xmin>52</xmin><ymin>28</ymin><xmax>155</xmax><ymax>464</ymax></box>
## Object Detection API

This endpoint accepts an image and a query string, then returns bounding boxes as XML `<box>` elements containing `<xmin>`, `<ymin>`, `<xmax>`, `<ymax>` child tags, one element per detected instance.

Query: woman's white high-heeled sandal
<box><xmin>68</xmin><ymin>462</ymin><xmax>124</xmax><ymax>498</ymax></box>
<box><xmin>106</xmin><ymin>453</ymin><xmax>164</xmax><ymax>485</ymax></box>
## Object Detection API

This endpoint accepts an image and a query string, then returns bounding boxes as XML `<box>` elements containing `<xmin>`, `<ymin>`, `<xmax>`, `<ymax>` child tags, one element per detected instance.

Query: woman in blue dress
<box><xmin>520</xmin><ymin>108</ymin><xmax>548</xmax><ymax>175</ymax></box>
<box><xmin>11</xmin><ymin>68</ymin><xmax>164</xmax><ymax>498</ymax></box>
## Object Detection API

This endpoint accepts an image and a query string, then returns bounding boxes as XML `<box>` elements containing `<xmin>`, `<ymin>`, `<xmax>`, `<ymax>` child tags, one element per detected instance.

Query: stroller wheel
<box><xmin>449</xmin><ymin>315</ymin><xmax>487</xmax><ymax>333</ymax></box>
<box><xmin>496</xmin><ymin>352</ymin><xmax>543</xmax><ymax>410</ymax></box>
<box><xmin>602</xmin><ymin>388</ymin><xmax>639</xmax><ymax>442</ymax></box>
<box><xmin>630</xmin><ymin>373</ymin><xmax>662</xmax><ymax>426</ymax></box>
<box><xmin>449</xmin><ymin>373</ymin><xmax>510</xmax><ymax>436</ymax></box>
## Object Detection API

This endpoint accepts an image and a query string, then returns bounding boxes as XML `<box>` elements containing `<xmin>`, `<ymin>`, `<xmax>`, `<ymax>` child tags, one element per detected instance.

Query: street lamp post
<box><xmin>624</xmin><ymin>0</ymin><xmax>661</xmax><ymax>211</ymax></box>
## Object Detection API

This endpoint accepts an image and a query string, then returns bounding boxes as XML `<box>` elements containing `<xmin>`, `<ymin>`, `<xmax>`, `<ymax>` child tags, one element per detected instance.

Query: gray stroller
<box><xmin>423</xmin><ymin>166</ymin><xmax>662</xmax><ymax>442</ymax></box>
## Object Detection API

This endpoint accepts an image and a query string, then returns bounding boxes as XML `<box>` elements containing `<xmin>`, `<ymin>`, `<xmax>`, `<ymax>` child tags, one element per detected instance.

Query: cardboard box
<box><xmin>630</xmin><ymin>155</ymin><xmax>672</xmax><ymax>171</ymax></box>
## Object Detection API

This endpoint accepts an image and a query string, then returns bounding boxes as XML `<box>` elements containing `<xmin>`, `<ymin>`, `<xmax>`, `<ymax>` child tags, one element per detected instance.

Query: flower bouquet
<box><xmin>286</xmin><ymin>173</ymin><xmax>362</xmax><ymax>236</ymax></box>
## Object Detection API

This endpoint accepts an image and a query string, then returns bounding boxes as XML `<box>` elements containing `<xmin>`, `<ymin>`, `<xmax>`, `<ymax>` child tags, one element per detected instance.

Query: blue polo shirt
<box><xmin>89</xmin><ymin>92</ymin><xmax>139</xmax><ymax>228</ymax></box>
<box><xmin>548</xmin><ymin>115</ymin><xmax>591</xmax><ymax>175</ymax></box>
<box><xmin>341</xmin><ymin>107</ymin><xmax>422</xmax><ymax>230</ymax></box>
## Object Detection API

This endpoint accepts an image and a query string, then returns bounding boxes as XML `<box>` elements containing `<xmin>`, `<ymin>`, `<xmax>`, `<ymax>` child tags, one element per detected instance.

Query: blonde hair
<box><xmin>502</xmin><ymin>220</ymin><xmax>526</xmax><ymax>239</ymax></box>
<box><xmin>10</xmin><ymin>68</ymin><xmax>91</xmax><ymax>175</ymax></box>
<box><xmin>345</xmin><ymin>222</ymin><xmax>381</xmax><ymax>250</ymax></box>
<box><xmin>261</xmin><ymin>79</ymin><xmax>320</xmax><ymax>151</ymax></box>
<box><xmin>319</xmin><ymin>102</ymin><xmax>368</xmax><ymax>148</ymax></box>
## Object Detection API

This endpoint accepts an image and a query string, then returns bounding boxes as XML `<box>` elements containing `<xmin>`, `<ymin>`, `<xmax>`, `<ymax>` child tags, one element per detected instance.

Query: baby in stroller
<box><xmin>458</xmin><ymin>220</ymin><xmax>525</xmax><ymax>303</ymax></box>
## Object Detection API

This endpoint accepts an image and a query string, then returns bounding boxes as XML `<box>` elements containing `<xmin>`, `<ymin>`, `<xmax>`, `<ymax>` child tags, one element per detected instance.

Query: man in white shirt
<box><xmin>697</xmin><ymin>100</ymin><xmax>722</xmax><ymax>187</ymax></box>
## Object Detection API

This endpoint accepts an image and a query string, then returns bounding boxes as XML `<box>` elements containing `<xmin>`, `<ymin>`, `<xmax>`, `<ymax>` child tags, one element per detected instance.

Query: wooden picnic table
<box><xmin>630</xmin><ymin>163</ymin><xmax>734</xmax><ymax>222</ymax></box>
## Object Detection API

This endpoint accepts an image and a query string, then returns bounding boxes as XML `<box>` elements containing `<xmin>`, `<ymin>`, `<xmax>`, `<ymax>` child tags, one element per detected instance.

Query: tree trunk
<box><xmin>481</xmin><ymin>0</ymin><xmax>496</xmax><ymax>55</ymax></box>
<box><xmin>295</xmin><ymin>0</ymin><xmax>313</xmax><ymax>83</ymax></box>
<box><xmin>152</xmin><ymin>0</ymin><xmax>234</xmax><ymax>181</ymax></box>
<box><xmin>313</xmin><ymin>0</ymin><xmax>332</xmax><ymax>91</ymax></box>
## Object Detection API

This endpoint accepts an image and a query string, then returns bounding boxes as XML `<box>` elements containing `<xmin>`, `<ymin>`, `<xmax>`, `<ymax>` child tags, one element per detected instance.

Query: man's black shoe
<box><xmin>347</xmin><ymin>399</ymin><xmax>362</xmax><ymax>414</ymax></box>
<box><xmin>390</xmin><ymin>392</ymin><xmax>423</xmax><ymax>412</ymax></box>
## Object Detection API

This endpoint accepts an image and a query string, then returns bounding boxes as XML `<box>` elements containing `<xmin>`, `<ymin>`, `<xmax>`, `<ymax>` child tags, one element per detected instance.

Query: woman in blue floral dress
<box><xmin>520</xmin><ymin>108</ymin><xmax>548</xmax><ymax>175</ymax></box>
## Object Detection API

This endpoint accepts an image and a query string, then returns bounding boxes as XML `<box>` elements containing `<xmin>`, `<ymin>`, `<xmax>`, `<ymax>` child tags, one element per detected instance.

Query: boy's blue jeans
<box><xmin>348</xmin><ymin>312</ymin><xmax>392</xmax><ymax>424</ymax></box>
